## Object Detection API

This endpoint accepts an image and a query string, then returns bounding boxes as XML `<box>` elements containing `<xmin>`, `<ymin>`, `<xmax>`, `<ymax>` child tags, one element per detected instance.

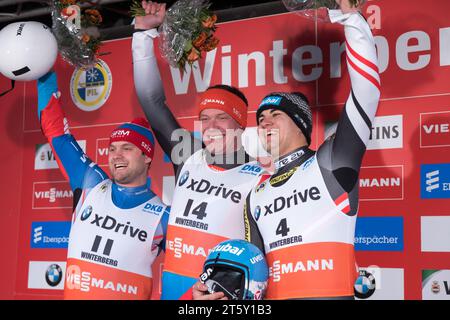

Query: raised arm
<box><xmin>132</xmin><ymin>2</ymin><xmax>199</xmax><ymax>174</ymax></box>
<box><xmin>38</xmin><ymin>72</ymin><xmax>108</xmax><ymax>207</ymax></box>
<box><xmin>318</xmin><ymin>8</ymin><xmax>381</xmax><ymax>201</ymax></box>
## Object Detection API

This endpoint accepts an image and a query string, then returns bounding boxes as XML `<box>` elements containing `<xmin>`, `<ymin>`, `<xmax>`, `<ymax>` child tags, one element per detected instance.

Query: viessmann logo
<box><xmin>35</xmin><ymin>140</ymin><xmax>86</xmax><ymax>170</ymax></box>
<box><xmin>269</xmin><ymin>259</ymin><xmax>334</xmax><ymax>282</ymax></box>
<box><xmin>65</xmin><ymin>264</ymin><xmax>138</xmax><ymax>295</ymax></box>
<box><xmin>420</xmin><ymin>111</ymin><xmax>450</xmax><ymax>148</ymax></box>
<box><xmin>166</xmin><ymin>237</ymin><xmax>210</xmax><ymax>259</ymax></box>
<box><xmin>33</xmin><ymin>181</ymin><xmax>74</xmax><ymax>209</ymax></box>
<box><xmin>359</xmin><ymin>166</ymin><xmax>403</xmax><ymax>201</ymax></box>
<box><xmin>421</xmin><ymin>164</ymin><xmax>450</xmax><ymax>199</ymax></box>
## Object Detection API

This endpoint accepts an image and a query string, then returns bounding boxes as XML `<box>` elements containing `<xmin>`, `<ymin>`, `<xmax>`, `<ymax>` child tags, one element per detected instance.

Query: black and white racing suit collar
<box><xmin>274</xmin><ymin>146</ymin><xmax>315</xmax><ymax>173</ymax></box>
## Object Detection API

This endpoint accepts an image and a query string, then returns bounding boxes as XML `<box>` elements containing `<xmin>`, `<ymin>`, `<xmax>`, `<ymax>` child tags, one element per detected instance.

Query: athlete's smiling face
<box><xmin>108</xmin><ymin>141</ymin><xmax>151</xmax><ymax>187</ymax></box>
<box><xmin>257</xmin><ymin>109</ymin><xmax>307</xmax><ymax>159</ymax></box>
<box><xmin>199</xmin><ymin>108</ymin><xmax>243</xmax><ymax>155</ymax></box>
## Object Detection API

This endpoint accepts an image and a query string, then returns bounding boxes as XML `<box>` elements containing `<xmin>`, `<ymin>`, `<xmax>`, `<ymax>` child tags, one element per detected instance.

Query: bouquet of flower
<box><xmin>282</xmin><ymin>0</ymin><xmax>366</xmax><ymax>21</ymax></box>
<box><xmin>51</xmin><ymin>0</ymin><xmax>103</xmax><ymax>68</ymax></box>
<box><xmin>131</xmin><ymin>0</ymin><xmax>219</xmax><ymax>70</ymax></box>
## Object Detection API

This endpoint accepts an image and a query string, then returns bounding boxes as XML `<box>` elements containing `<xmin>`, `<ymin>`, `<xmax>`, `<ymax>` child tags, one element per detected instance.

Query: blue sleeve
<box><xmin>159</xmin><ymin>206</ymin><xmax>170</xmax><ymax>253</ymax></box>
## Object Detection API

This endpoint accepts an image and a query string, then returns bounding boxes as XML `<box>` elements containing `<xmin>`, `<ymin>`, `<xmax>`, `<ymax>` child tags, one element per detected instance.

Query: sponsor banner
<box><xmin>359</xmin><ymin>166</ymin><xmax>403</xmax><ymax>201</ymax></box>
<box><xmin>32</xmin><ymin>181</ymin><xmax>73</xmax><ymax>209</ymax></box>
<box><xmin>421</xmin><ymin>216</ymin><xmax>450</xmax><ymax>252</ymax></box>
<box><xmin>421</xmin><ymin>163</ymin><xmax>450</xmax><ymax>199</ymax></box>
<box><xmin>164</xmin><ymin>225</ymin><xmax>228</xmax><ymax>278</ymax></box>
<box><xmin>422</xmin><ymin>270</ymin><xmax>450</xmax><ymax>300</ymax></box>
<box><xmin>367</xmin><ymin>115</ymin><xmax>403</xmax><ymax>150</ymax></box>
<box><xmin>31</xmin><ymin>221</ymin><xmax>71</xmax><ymax>249</ymax></box>
<box><xmin>420</xmin><ymin>111</ymin><xmax>450</xmax><ymax>148</ymax></box>
<box><xmin>28</xmin><ymin>261</ymin><xmax>66</xmax><ymax>290</ymax></box>
<box><xmin>354</xmin><ymin>217</ymin><xmax>404</xmax><ymax>251</ymax></box>
<box><xmin>355</xmin><ymin>267</ymin><xmax>404</xmax><ymax>300</ymax></box>
<box><xmin>96</xmin><ymin>138</ymin><xmax>110</xmax><ymax>167</ymax></box>
<box><xmin>34</xmin><ymin>140</ymin><xmax>86</xmax><ymax>170</ymax></box>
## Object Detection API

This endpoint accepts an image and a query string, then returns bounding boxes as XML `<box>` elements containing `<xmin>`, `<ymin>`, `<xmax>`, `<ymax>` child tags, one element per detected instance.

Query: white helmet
<box><xmin>0</xmin><ymin>21</ymin><xmax>58</xmax><ymax>81</ymax></box>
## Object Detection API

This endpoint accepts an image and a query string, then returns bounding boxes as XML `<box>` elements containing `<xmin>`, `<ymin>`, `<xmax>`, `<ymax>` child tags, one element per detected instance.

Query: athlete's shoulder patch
<box><xmin>255</xmin><ymin>174</ymin><xmax>271</xmax><ymax>193</ymax></box>
<box><xmin>301</xmin><ymin>155</ymin><xmax>316</xmax><ymax>170</ymax></box>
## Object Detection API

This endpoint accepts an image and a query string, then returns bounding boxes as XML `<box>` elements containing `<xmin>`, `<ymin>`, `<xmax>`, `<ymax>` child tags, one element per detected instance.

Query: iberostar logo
<box><xmin>70</xmin><ymin>59</ymin><xmax>112</xmax><ymax>112</ymax></box>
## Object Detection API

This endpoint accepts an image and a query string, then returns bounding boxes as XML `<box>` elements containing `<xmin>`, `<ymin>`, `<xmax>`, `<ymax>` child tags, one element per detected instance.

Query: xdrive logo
<box><xmin>260</xmin><ymin>187</ymin><xmax>321</xmax><ymax>217</ymax></box>
<box><xmin>181</xmin><ymin>178</ymin><xmax>242</xmax><ymax>204</ymax></box>
<box><xmin>421</xmin><ymin>164</ymin><xmax>450</xmax><ymax>199</ymax></box>
<box><xmin>86</xmin><ymin>214</ymin><xmax>147</xmax><ymax>242</ymax></box>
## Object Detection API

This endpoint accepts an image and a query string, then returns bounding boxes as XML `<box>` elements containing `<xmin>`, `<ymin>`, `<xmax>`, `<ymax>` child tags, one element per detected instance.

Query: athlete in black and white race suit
<box><xmin>132</xmin><ymin>2</ymin><xmax>263</xmax><ymax>299</ymax></box>
<box><xmin>244</xmin><ymin>5</ymin><xmax>381</xmax><ymax>300</ymax></box>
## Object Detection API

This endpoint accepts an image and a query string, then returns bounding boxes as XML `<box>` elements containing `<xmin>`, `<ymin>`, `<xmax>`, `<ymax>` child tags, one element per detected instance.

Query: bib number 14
<box><xmin>183</xmin><ymin>199</ymin><xmax>208</xmax><ymax>220</ymax></box>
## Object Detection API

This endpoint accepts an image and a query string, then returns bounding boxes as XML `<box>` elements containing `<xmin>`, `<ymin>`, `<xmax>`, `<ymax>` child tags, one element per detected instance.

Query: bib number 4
<box><xmin>276</xmin><ymin>218</ymin><xmax>290</xmax><ymax>237</ymax></box>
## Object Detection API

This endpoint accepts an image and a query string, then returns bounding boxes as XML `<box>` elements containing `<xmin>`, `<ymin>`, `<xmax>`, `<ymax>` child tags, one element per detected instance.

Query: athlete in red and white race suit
<box><xmin>244</xmin><ymin>6</ymin><xmax>381</xmax><ymax>299</ymax></box>
<box><xmin>132</xmin><ymin>2</ymin><xmax>263</xmax><ymax>299</ymax></box>
<box><xmin>37</xmin><ymin>71</ymin><xmax>169</xmax><ymax>299</ymax></box>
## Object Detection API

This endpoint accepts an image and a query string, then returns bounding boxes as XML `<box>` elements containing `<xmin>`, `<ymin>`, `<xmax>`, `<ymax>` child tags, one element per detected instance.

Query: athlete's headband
<box><xmin>197</xmin><ymin>88</ymin><xmax>248</xmax><ymax>128</ymax></box>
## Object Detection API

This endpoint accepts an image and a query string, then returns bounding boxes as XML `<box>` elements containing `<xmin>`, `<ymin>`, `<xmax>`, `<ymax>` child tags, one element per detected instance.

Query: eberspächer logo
<box><xmin>421</xmin><ymin>164</ymin><xmax>450</xmax><ymax>199</ymax></box>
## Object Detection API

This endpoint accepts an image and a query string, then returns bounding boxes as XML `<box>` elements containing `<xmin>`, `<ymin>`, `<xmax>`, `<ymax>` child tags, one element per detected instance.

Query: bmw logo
<box><xmin>254</xmin><ymin>206</ymin><xmax>261</xmax><ymax>221</ymax></box>
<box><xmin>179</xmin><ymin>171</ymin><xmax>190</xmax><ymax>186</ymax></box>
<box><xmin>354</xmin><ymin>270</ymin><xmax>376</xmax><ymax>299</ymax></box>
<box><xmin>81</xmin><ymin>205</ymin><xmax>93</xmax><ymax>221</ymax></box>
<box><xmin>45</xmin><ymin>264</ymin><xmax>63</xmax><ymax>287</ymax></box>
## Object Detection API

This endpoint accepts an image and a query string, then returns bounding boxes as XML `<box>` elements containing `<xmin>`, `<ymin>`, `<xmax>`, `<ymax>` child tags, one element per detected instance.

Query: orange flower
<box><xmin>187</xmin><ymin>48</ymin><xmax>200</xmax><ymax>63</ymax></box>
<box><xmin>81</xmin><ymin>33</ymin><xmax>91</xmax><ymax>43</ymax></box>
<box><xmin>85</xmin><ymin>9</ymin><xmax>103</xmax><ymax>25</ymax></box>
<box><xmin>61</xmin><ymin>0</ymin><xmax>76</xmax><ymax>5</ymax></box>
<box><xmin>202</xmin><ymin>14</ymin><xmax>217</xmax><ymax>28</ymax></box>
<box><xmin>202</xmin><ymin>36</ymin><xmax>219</xmax><ymax>52</ymax></box>
<box><xmin>193</xmin><ymin>32</ymin><xmax>208</xmax><ymax>48</ymax></box>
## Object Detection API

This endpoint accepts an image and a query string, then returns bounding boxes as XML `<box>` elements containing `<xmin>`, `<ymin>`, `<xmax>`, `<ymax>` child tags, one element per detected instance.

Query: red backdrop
<box><xmin>1</xmin><ymin>0</ymin><xmax>449</xmax><ymax>300</ymax></box>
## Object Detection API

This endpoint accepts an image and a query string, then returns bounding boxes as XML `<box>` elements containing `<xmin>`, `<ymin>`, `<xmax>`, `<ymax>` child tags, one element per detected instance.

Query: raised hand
<box><xmin>135</xmin><ymin>1</ymin><xmax>166</xmax><ymax>30</ymax></box>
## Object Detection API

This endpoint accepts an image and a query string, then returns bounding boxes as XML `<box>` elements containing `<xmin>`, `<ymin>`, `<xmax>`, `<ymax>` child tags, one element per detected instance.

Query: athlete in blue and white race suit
<box><xmin>37</xmin><ymin>71</ymin><xmax>169</xmax><ymax>299</ymax></box>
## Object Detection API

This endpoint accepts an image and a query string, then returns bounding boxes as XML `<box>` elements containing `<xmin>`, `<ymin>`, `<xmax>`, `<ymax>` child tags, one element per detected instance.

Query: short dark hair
<box><xmin>207</xmin><ymin>84</ymin><xmax>248</xmax><ymax>107</ymax></box>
